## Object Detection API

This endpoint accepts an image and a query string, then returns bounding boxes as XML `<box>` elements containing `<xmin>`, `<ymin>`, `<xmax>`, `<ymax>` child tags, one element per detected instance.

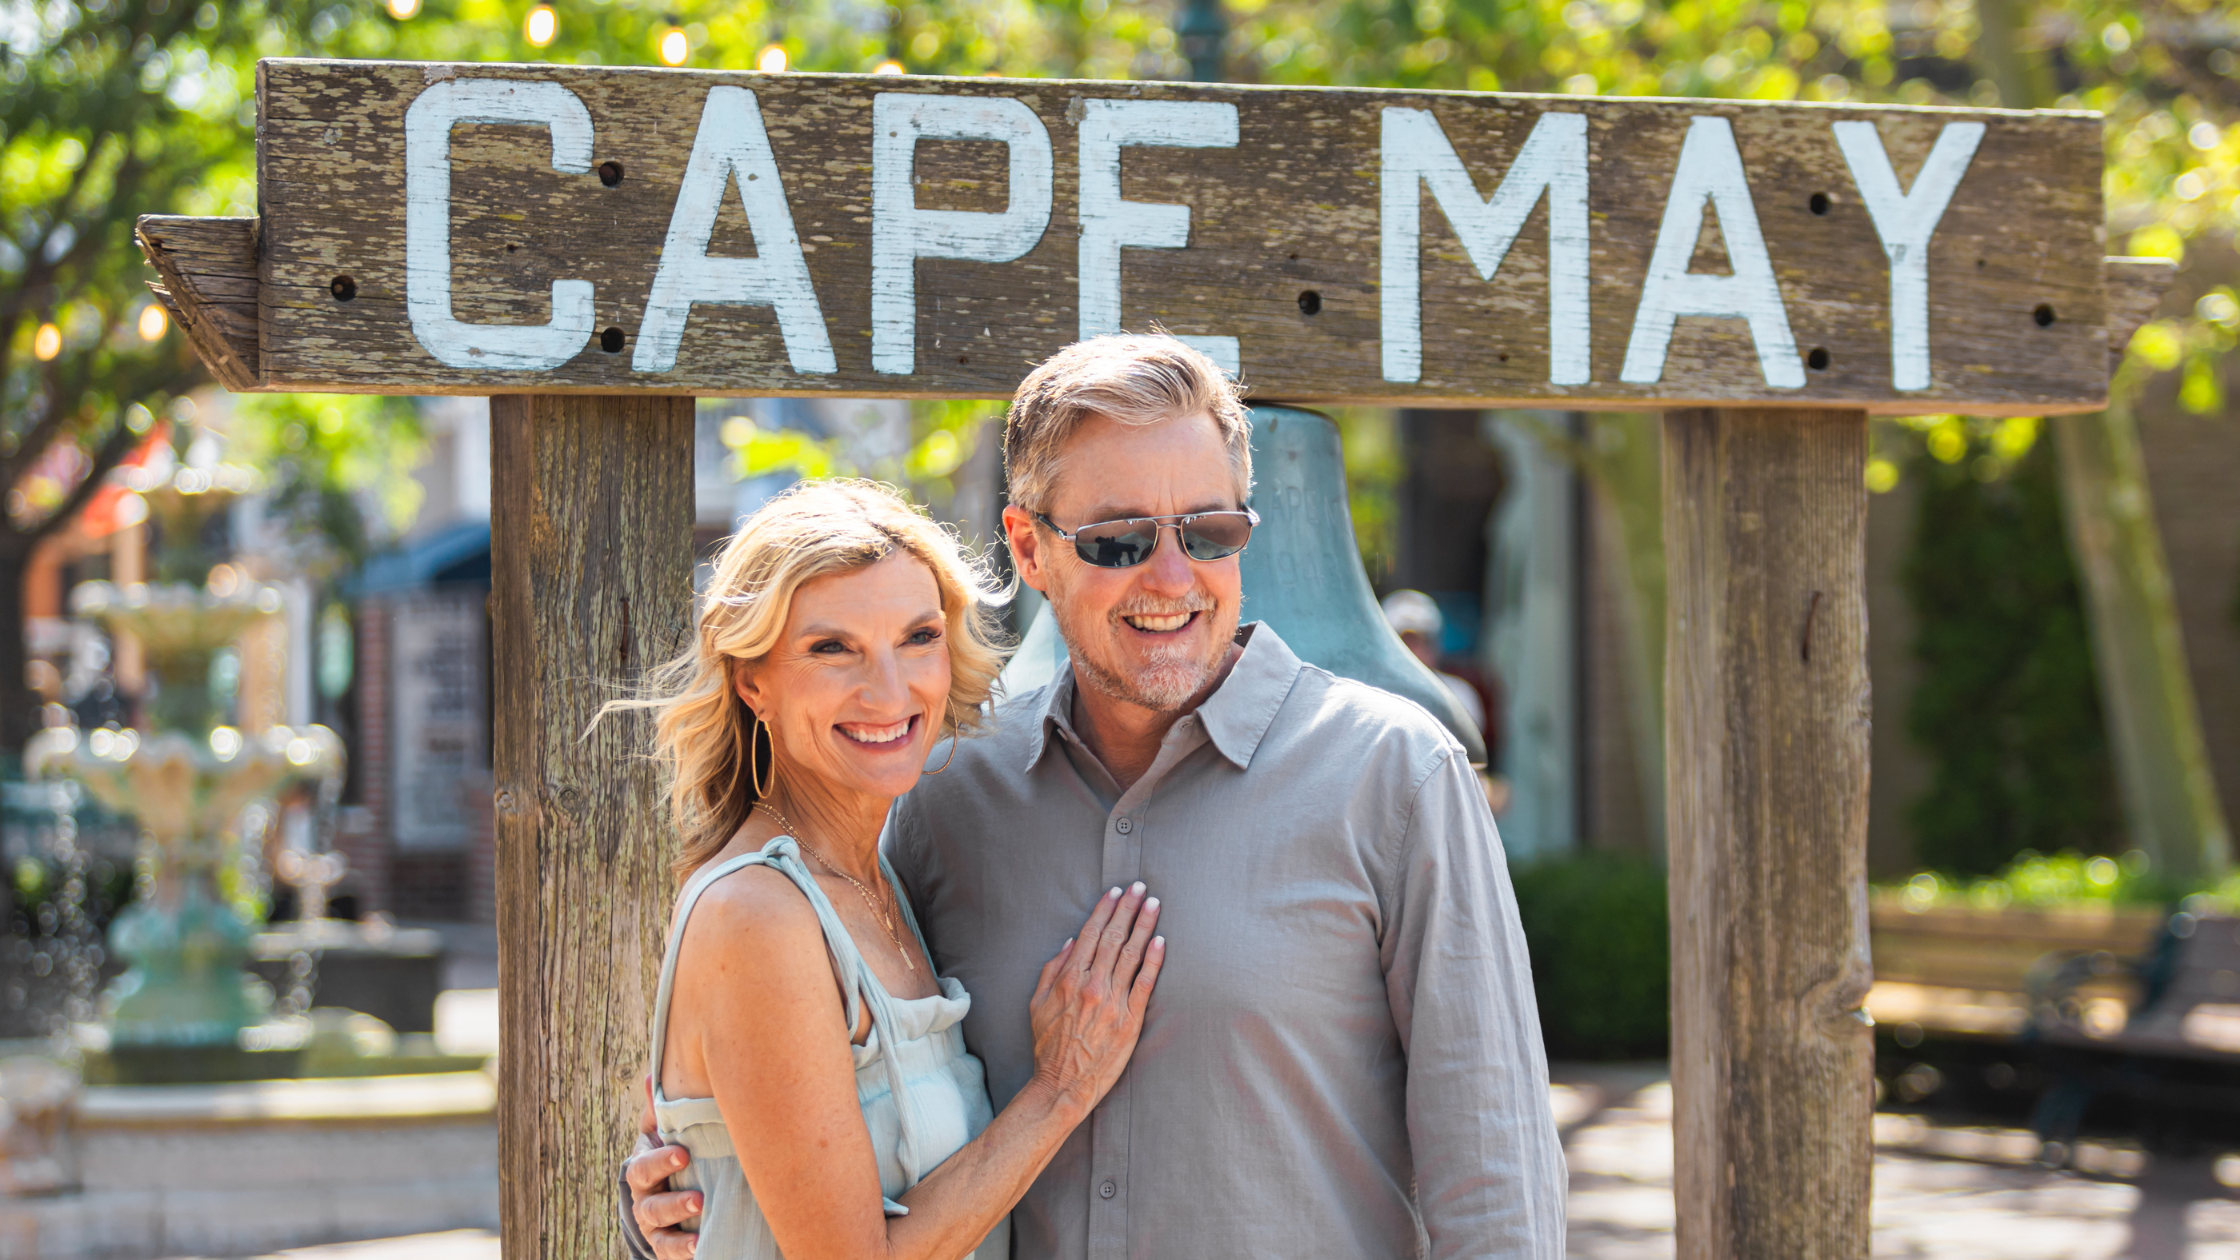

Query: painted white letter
<box><xmin>1380</xmin><ymin>109</ymin><xmax>1590</xmax><ymax>385</ymax></box>
<box><xmin>1620</xmin><ymin>116</ymin><xmax>1803</xmax><ymax>389</ymax></box>
<box><xmin>1077</xmin><ymin>99</ymin><xmax>1240</xmax><ymax>374</ymax></box>
<box><xmin>871</xmin><ymin>94</ymin><xmax>1053</xmax><ymax>375</ymax></box>
<box><xmin>634</xmin><ymin>87</ymin><xmax>834</xmax><ymax>375</ymax></box>
<box><xmin>404</xmin><ymin>79</ymin><xmax>596</xmax><ymax>371</ymax></box>
<box><xmin>1833</xmin><ymin>120</ymin><xmax>1984</xmax><ymax>392</ymax></box>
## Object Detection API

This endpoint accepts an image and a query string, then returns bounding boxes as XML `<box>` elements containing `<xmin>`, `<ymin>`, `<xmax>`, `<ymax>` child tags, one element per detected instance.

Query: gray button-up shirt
<box><xmin>889</xmin><ymin>623</ymin><xmax>1563</xmax><ymax>1260</ymax></box>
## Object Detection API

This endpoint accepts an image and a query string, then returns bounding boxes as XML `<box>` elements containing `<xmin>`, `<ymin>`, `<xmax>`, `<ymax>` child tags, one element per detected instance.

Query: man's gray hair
<box><xmin>1003</xmin><ymin>334</ymin><xmax>1252</xmax><ymax>515</ymax></box>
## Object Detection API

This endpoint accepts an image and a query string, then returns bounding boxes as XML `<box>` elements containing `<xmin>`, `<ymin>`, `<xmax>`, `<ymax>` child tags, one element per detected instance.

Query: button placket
<box><xmin>1085</xmin><ymin>1074</ymin><xmax>1131</xmax><ymax>1259</ymax></box>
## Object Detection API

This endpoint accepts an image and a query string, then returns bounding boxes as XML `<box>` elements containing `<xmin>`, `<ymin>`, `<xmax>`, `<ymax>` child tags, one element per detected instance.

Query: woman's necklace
<box><xmin>753</xmin><ymin>803</ymin><xmax>916</xmax><ymax>972</ymax></box>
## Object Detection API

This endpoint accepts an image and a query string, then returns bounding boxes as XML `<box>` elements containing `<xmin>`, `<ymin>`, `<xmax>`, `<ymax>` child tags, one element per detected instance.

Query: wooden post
<box><xmin>1662</xmin><ymin>408</ymin><xmax>1875</xmax><ymax>1260</ymax></box>
<box><xmin>491</xmin><ymin>394</ymin><xmax>695</xmax><ymax>1260</ymax></box>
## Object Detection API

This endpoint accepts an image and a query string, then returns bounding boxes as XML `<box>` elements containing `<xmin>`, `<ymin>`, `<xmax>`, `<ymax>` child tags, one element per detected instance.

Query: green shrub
<box><xmin>1900</xmin><ymin>428</ymin><xmax>2120</xmax><ymax>875</ymax></box>
<box><xmin>1510</xmin><ymin>853</ymin><xmax>1668</xmax><ymax>1060</ymax></box>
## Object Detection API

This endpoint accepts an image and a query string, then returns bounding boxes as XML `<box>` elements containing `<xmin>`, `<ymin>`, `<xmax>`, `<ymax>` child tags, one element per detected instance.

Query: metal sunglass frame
<box><xmin>1033</xmin><ymin>507</ymin><xmax>1262</xmax><ymax>568</ymax></box>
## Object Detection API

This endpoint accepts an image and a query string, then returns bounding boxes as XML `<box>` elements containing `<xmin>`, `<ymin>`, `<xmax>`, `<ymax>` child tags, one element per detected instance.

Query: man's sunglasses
<box><xmin>1034</xmin><ymin>508</ymin><xmax>1260</xmax><ymax>569</ymax></box>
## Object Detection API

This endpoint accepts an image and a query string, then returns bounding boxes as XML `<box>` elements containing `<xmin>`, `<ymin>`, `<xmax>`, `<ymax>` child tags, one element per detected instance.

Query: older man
<box><xmin>626</xmin><ymin>335</ymin><xmax>1563</xmax><ymax>1259</ymax></box>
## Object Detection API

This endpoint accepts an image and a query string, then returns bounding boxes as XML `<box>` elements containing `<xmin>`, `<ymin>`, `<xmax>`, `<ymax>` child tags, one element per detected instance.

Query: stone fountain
<box><xmin>26</xmin><ymin>575</ymin><xmax>343</xmax><ymax>1081</ymax></box>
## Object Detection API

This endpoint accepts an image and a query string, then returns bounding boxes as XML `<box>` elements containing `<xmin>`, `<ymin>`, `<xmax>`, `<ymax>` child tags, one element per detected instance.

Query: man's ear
<box><xmin>1002</xmin><ymin>506</ymin><xmax>1050</xmax><ymax>594</ymax></box>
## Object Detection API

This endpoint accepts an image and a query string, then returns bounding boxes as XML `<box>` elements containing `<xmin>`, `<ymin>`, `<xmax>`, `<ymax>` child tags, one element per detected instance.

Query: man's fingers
<box><xmin>651</xmin><ymin>1227</ymin><xmax>700</xmax><ymax>1260</ymax></box>
<box><xmin>634</xmin><ymin>1189</ymin><xmax>705</xmax><ymax>1234</ymax></box>
<box><xmin>625</xmin><ymin>1142</ymin><xmax>692</xmax><ymax>1195</ymax></box>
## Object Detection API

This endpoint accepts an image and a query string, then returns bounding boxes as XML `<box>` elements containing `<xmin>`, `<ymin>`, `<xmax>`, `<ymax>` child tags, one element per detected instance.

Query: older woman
<box><xmin>627</xmin><ymin>479</ymin><xmax>1162</xmax><ymax>1260</ymax></box>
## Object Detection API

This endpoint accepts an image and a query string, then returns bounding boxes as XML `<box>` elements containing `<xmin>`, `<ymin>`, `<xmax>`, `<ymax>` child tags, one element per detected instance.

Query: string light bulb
<box><xmin>658</xmin><ymin>27</ymin><xmax>689</xmax><ymax>65</ymax></box>
<box><xmin>874</xmin><ymin>58</ymin><xmax>905</xmax><ymax>74</ymax></box>
<box><xmin>524</xmin><ymin>5</ymin><xmax>558</xmax><ymax>46</ymax></box>
<box><xmin>137</xmin><ymin>305</ymin><xmax>168</xmax><ymax>341</ymax></box>
<box><xmin>385</xmin><ymin>0</ymin><xmax>419</xmax><ymax>18</ymax></box>
<box><xmin>757</xmin><ymin>43</ymin><xmax>789</xmax><ymax>72</ymax></box>
<box><xmin>32</xmin><ymin>323</ymin><xmax>60</xmax><ymax>361</ymax></box>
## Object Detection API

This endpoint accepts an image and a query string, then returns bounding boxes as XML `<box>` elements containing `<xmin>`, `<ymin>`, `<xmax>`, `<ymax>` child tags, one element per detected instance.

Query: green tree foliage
<box><xmin>227</xmin><ymin>393</ymin><xmax>429</xmax><ymax>577</ymax></box>
<box><xmin>0</xmin><ymin>0</ymin><xmax>285</xmax><ymax>754</ymax></box>
<box><xmin>1897</xmin><ymin>416</ymin><xmax>2120</xmax><ymax>875</ymax></box>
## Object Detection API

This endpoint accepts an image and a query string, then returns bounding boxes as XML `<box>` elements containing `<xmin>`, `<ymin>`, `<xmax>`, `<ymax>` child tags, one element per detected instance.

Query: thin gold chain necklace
<box><xmin>753</xmin><ymin>803</ymin><xmax>915</xmax><ymax>972</ymax></box>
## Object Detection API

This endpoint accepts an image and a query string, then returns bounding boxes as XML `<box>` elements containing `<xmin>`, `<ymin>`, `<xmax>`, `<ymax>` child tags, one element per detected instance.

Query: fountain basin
<box><xmin>0</xmin><ymin>1071</ymin><xmax>496</xmax><ymax>1260</ymax></box>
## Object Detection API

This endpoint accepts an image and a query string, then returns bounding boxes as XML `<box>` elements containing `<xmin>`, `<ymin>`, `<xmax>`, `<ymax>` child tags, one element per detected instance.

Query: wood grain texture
<box><xmin>1663</xmin><ymin>408</ymin><xmax>1875</xmax><ymax>1260</ymax></box>
<box><xmin>250</xmin><ymin>60</ymin><xmax>2106</xmax><ymax>413</ymax></box>
<box><xmin>491</xmin><ymin>395</ymin><xmax>692</xmax><ymax>1260</ymax></box>
<box><xmin>2103</xmin><ymin>256</ymin><xmax>2179</xmax><ymax>370</ymax></box>
<box><xmin>136</xmin><ymin>215</ymin><xmax>260</xmax><ymax>391</ymax></box>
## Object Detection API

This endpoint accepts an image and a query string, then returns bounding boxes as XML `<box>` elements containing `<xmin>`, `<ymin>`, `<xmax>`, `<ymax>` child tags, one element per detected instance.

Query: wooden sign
<box><xmin>178</xmin><ymin>60</ymin><xmax>2115</xmax><ymax>411</ymax></box>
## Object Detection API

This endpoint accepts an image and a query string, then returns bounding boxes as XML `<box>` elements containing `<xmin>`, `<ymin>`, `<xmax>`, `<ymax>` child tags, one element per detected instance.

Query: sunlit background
<box><xmin>3</xmin><ymin>0</ymin><xmax>2240</xmax><ymax>1256</ymax></box>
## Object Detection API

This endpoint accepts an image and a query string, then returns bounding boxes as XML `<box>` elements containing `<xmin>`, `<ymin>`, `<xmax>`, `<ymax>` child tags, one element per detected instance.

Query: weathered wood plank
<box><xmin>490</xmin><ymin>394</ymin><xmax>692</xmax><ymax>1260</ymax></box>
<box><xmin>136</xmin><ymin>215</ymin><xmax>260</xmax><ymax>392</ymax></box>
<box><xmin>2103</xmin><ymin>255</ymin><xmax>2179</xmax><ymax>370</ymax></box>
<box><xmin>242</xmin><ymin>60</ymin><xmax>2105</xmax><ymax>413</ymax></box>
<box><xmin>1663</xmin><ymin>407</ymin><xmax>1875</xmax><ymax>1259</ymax></box>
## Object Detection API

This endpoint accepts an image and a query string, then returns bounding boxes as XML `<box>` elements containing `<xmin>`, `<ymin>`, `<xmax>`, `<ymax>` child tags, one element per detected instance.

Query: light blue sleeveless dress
<box><xmin>648</xmin><ymin>835</ymin><xmax>1009</xmax><ymax>1260</ymax></box>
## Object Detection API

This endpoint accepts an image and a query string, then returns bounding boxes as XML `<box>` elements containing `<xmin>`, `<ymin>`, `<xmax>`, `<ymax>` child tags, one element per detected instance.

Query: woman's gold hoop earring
<box><xmin>922</xmin><ymin>721</ymin><xmax>959</xmax><ymax>776</ymax></box>
<box><xmin>751</xmin><ymin>716</ymin><xmax>777</xmax><ymax>798</ymax></box>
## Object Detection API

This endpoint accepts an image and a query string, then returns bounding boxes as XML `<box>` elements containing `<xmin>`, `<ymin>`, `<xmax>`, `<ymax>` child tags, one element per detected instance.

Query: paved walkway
<box><xmin>159</xmin><ymin>1069</ymin><xmax>2240</xmax><ymax>1260</ymax></box>
<box><xmin>1555</xmin><ymin>1065</ymin><xmax>2240</xmax><ymax>1260</ymax></box>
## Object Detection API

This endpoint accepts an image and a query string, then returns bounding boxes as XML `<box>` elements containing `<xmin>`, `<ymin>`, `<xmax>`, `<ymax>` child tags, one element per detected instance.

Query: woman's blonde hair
<box><xmin>631</xmin><ymin>479</ymin><xmax>1009</xmax><ymax>880</ymax></box>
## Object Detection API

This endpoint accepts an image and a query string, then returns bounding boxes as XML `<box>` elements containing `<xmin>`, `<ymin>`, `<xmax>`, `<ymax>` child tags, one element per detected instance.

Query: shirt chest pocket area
<box><xmin>1149</xmin><ymin>876</ymin><xmax>1389</xmax><ymax>1035</ymax></box>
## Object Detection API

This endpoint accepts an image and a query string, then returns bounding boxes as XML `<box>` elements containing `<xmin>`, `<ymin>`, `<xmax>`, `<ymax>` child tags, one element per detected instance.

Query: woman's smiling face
<box><xmin>734</xmin><ymin>550</ymin><xmax>953</xmax><ymax>806</ymax></box>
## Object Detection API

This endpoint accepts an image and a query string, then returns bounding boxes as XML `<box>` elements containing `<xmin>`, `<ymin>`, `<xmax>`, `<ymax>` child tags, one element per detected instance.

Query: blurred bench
<box><xmin>1867</xmin><ymin>896</ymin><xmax>2163</xmax><ymax>1040</ymax></box>
<box><xmin>2027</xmin><ymin>911</ymin><xmax>2240</xmax><ymax>1153</ymax></box>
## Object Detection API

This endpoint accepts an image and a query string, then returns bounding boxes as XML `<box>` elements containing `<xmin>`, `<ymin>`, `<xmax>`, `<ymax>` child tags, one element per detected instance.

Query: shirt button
<box><xmin>1099</xmin><ymin>1180</ymin><xmax>1117</xmax><ymax>1199</ymax></box>
<box><xmin>1115</xmin><ymin>817</ymin><xmax>1133</xmax><ymax>834</ymax></box>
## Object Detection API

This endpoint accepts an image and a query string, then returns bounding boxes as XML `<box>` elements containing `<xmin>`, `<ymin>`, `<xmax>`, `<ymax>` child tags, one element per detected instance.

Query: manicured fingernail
<box><xmin>1145</xmin><ymin>897</ymin><xmax>1160</xmax><ymax>911</ymax></box>
<box><xmin>1152</xmin><ymin>936</ymin><xmax>1165</xmax><ymax>949</ymax></box>
<box><xmin>1130</xmin><ymin>881</ymin><xmax>1145</xmax><ymax>896</ymax></box>
<box><xmin>1108</xmin><ymin>887</ymin><xmax>1122</xmax><ymax>899</ymax></box>
<box><xmin>1060</xmin><ymin>938</ymin><xmax>1074</xmax><ymax>952</ymax></box>
<box><xmin>672</xmin><ymin>1152</ymin><xmax>686</xmax><ymax>1168</ymax></box>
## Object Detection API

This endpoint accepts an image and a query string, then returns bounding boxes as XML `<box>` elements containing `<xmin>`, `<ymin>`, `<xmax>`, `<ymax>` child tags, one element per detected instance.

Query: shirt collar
<box><xmin>1029</xmin><ymin>621</ymin><xmax>1305</xmax><ymax>774</ymax></box>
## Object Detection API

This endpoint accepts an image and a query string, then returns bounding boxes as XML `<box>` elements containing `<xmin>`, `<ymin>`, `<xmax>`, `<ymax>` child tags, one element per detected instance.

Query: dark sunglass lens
<box><xmin>1079</xmin><ymin>523</ymin><xmax>1158</xmax><ymax>568</ymax></box>
<box><xmin>1180</xmin><ymin>515</ymin><xmax>1252</xmax><ymax>560</ymax></box>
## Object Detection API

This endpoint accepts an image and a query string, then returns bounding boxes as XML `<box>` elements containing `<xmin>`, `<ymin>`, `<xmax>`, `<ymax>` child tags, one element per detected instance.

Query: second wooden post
<box><xmin>1662</xmin><ymin>407</ymin><xmax>1876</xmax><ymax>1260</ymax></box>
<box><xmin>491</xmin><ymin>394</ymin><xmax>696</xmax><ymax>1260</ymax></box>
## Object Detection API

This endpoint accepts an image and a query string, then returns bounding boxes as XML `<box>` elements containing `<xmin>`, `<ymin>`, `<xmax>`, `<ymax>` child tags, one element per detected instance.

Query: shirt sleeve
<box><xmin>617</xmin><ymin>1136</ymin><xmax>658</xmax><ymax>1260</ymax></box>
<box><xmin>1381</xmin><ymin>748</ymin><xmax>1567</xmax><ymax>1260</ymax></box>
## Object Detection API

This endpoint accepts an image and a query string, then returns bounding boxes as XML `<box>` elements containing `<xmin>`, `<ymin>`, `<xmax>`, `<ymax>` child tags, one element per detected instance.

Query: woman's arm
<box><xmin>672</xmin><ymin>873</ymin><xmax>1162</xmax><ymax>1260</ymax></box>
<box><xmin>884</xmin><ymin>883</ymin><xmax>1162</xmax><ymax>1259</ymax></box>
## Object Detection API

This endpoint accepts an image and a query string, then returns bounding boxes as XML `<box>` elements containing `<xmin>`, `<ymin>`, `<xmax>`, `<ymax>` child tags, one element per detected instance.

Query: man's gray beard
<box><xmin>1054</xmin><ymin>604</ymin><xmax>1227</xmax><ymax>713</ymax></box>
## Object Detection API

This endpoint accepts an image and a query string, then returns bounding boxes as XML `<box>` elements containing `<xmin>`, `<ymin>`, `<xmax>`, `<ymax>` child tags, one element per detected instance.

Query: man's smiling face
<box><xmin>1006</xmin><ymin>409</ymin><xmax>1246</xmax><ymax>714</ymax></box>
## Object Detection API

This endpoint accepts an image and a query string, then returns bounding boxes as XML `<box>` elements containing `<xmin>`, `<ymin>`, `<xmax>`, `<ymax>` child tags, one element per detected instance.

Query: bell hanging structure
<box><xmin>999</xmin><ymin>405</ymin><xmax>1488</xmax><ymax>766</ymax></box>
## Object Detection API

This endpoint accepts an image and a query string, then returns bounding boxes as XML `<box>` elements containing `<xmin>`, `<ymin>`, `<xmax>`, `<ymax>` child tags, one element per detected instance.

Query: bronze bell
<box><xmin>997</xmin><ymin>405</ymin><xmax>1487</xmax><ymax>766</ymax></box>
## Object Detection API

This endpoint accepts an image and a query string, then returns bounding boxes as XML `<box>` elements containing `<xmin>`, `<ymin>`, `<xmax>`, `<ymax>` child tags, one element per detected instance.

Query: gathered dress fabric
<box><xmin>647</xmin><ymin>835</ymin><xmax>1009</xmax><ymax>1260</ymax></box>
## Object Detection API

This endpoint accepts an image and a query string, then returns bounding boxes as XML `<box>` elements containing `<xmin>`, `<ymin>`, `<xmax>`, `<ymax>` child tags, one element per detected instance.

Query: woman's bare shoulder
<box><xmin>674</xmin><ymin>863</ymin><xmax>827</xmax><ymax>976</ymax></box>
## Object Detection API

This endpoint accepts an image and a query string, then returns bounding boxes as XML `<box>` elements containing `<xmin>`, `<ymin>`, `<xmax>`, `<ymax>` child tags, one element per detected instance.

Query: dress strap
<box><xmin>645</xmin><ymin>835</ymin><xmax>940</xmax><ymax>1193</ymax></box>
<box><xmin>647</xmin><ymin>836</ymin><xmax>867</xmax><ymax>1104</ymax></box>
